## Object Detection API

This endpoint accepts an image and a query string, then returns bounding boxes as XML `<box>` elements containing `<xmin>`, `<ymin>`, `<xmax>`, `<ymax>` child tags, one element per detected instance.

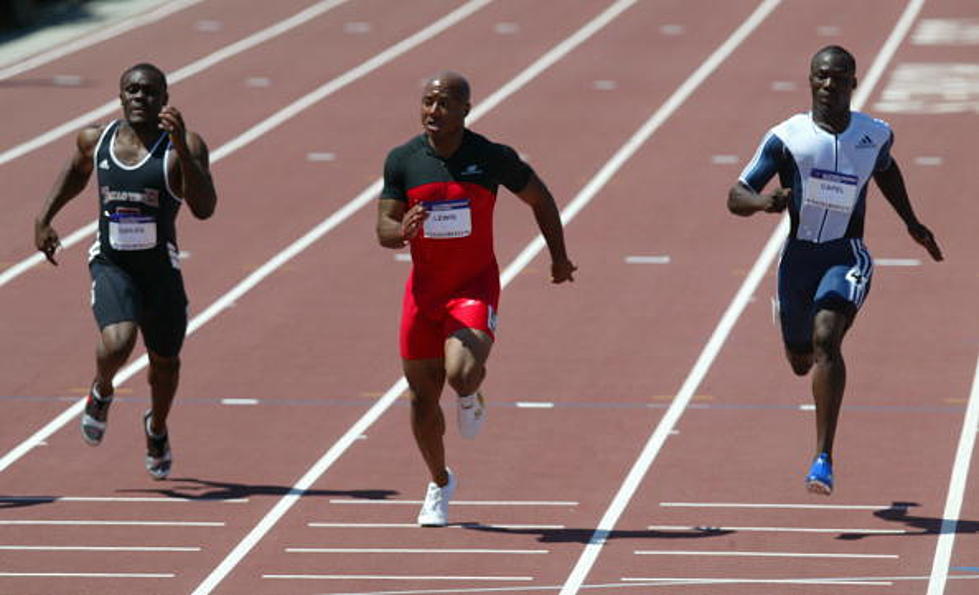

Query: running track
<box><xmin>0</xmin><ymin>1</ymin><xmax>976</xmax><ymax>593</ymax></box>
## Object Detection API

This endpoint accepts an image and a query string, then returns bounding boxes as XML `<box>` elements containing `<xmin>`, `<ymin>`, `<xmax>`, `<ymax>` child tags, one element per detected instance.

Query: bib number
<box><xmin>423</xmin><ymin>199</ymin><xmax>471</xmax><ymax>239</ymax></box>
<box><xmin>804</xmin><ymin>169</ymin><xmax>858</xmax><ymax>212</ymax></box>
<box><xmin>108</xmin><ymin>212</ymin><xmax>157</xmax><ymax>251</ymax></box>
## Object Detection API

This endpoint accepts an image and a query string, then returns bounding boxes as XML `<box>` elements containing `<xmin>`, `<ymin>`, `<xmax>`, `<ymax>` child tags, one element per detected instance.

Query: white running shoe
<box><xmin>456</xmin><ymin>393</ymin><xmax>486</xmax><ymax>439</ymax></box>
<box><xmin>417</xmin><ymin>469</ymin><xmax>456</xmax><ymax>527</ymax></box>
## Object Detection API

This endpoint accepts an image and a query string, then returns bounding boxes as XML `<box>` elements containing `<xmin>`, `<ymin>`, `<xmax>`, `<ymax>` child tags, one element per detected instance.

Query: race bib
<box><xmin>108</xmin><ymin>212</ymin><xmax>157</xmax><ymax>250</ymax></box>
<box><xmin>804</xmin><ymin>169</ymin><xmax>858</xmax><ymax>212</ymax></box>
<box><xmin>423</xmin><ymin>199</ymin><xmax>471</xmax><ymax>239</ymax></box>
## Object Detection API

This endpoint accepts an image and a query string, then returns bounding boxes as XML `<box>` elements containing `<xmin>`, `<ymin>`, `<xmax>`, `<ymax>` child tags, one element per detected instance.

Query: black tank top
<box><xmin>90</xmin><ymin>120</ymin><xmax>182</xmax><ymax>268</ymax></box>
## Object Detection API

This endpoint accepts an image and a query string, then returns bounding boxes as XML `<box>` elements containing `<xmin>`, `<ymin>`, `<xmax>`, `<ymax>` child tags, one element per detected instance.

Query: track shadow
<box><xmin>837</xmin><ymin>501</ymin><xmax>979</xmax><ymax>540</ymax></box>
<box><xmin>460</xmin><ymin>524</ymin><xmax>733</xmax><ymax>544</ymax></box>
<box><xmin>115</xmin><ymin>477</ymin><xmax>399</xmax><ymax>501</ymax></box>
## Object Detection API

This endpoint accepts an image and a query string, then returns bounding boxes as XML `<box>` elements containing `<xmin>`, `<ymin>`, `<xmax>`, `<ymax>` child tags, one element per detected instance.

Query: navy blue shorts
<box><xmin>776</xmin><ymin>238</ymin><xmax>873</xmax><ymax>354</ymax></box>
<box><xmin>90</xmin><ymin>255</ymin><xmax>188</xmax><ymax>357</ymax></box>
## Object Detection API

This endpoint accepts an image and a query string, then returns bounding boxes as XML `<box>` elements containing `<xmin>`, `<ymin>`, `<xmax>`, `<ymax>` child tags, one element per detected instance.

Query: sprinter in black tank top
<box><xmin>35</xmin><ymin>63</ymin><xmax>217</xmax><ymax>479</ymax></box>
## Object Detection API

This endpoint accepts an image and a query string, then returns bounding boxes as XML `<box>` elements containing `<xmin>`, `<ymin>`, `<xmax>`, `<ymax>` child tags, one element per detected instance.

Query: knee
<box><xmin>149</xmin><ymin>356</ymin><xmax>180</xmax><ymax>380</ymax></box>
<box><xmin>812</xmin><ymin>329</ymin><xmax>842</xmax><ymax>363</ymax></box>
<box><xmin>409</xmin><ymin>392</ymin><xmax>440</xmax><ymax>421</ymax></box>
<box><xmin>100</xmin><ymin>324</ymin><xmax>137</xmax><ymax>359</ymax></box>
<box><xmin>446</xmin><ymin>365</ymin><xmax>482</xmax><ymax>396</ymax></box>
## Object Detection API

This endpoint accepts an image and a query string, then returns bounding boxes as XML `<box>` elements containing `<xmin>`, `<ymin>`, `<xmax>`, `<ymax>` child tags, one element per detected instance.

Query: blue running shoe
<box><xmin>805</xmin><ymin>452</ymin><xmax>833</xmax><ymax>495</ymax></box>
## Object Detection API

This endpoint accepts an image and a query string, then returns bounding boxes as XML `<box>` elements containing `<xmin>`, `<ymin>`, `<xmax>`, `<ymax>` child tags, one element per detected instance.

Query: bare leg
<box><xmin>810</xmin><ymin>309</ymin><xmax>851</xmax><ymax>460</ymax></box>
<box><xmin>403</xmin><ymin>358</ymin><xmax>449</xmax><ymax>486</ymax></box>
<box><xmin>94</xmin><ymin>322</ymin><xmax>138</xmax><ymax>396</ymax></box>
<box><xmin>444</xmin><ymin>328</ymin><xmax>493</xmax><ymax>396</ymax></box>
<box><xmin>146</xmin><ymin>351</ymin><xmax>180</xmax><ymax>436</ymax></box>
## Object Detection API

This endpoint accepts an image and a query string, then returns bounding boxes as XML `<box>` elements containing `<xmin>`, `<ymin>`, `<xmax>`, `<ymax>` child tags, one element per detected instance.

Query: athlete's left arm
<box><xmin>160</xmin><ymin>106</ymin><xmax>217</xmax><ymax>220</ymax></box>
<box><xmin>873</xmin><ymin>159</ymin><xmax>943</xmax><ymax>262</ymax></box>
<box><xmin>515</xmin><ymin>173</ymin><xmax>576</xmax><ymax>283</ymax></box>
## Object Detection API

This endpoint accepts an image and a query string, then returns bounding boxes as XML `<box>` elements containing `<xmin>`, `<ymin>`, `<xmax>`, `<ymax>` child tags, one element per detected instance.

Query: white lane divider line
<box><xmin>0</xmin><ymin>520</ymin><xmax>224</xmax><ymax>527</ymax></box>
<box><xmin>634</xmin><ymin>550</ymin><xmax>898</xmax><ymax>559</ymax></box>
<box><xmin>516</xmin><ymin>401</ymin><xmax>555</xmax><ymax>408</ymax></box>
<box><xmin>308</xmin><ymin>522</ymin><xmax>566</xmax><ymax>530</ymax></box>
<box><xmin>875</xmin><ymin>258</ymin><xmax>922</xmax><ymax>266</ymax></box>
<box><xmin>559</xmin><ymin>1</ymin><xmax>922</xmax><ymax>591</ymax></box>
<box><xmin>624</xmin><ymin>255</ymin><xmax>670</xmax><ymax>264</ymax></box>
<box><xmin>621</xmin><ymin>576</ymin><xmax>892</xmax><ymax>586</ymax></box>
<box><xmin>220</xmin><ymin>398</ymin><xmax>259</xmax><ymax>405</ymax></box>
<box><xmin>0</xmin><ymin>572</ymin><xmax>175</xmax><ymax>578</ymax></box>
<box><xmin>647</xmin><ymin>524</ymin><xmax>908</xmax><ymax>534</ymax></box>
<box><xmin>0</xmin><ymin>496</ymin><xmax>247</xmax><ymax>503</ymax></box>
<box><xmin>0</xmin><ymin>0</ymin><xmax>496</xmax><ymax>474</ymax></box>
<box><xmin>660</xmin><ymin>502</ymin><xmax>902</xmax><ymax>510</ymax></box>
<box><xmin>328</xmin><ymin>499</ymin><xmax>576</xmax><ymax>506</ymax></box>
<box><xmin>263</xmin><ymin>574</ymin><xmax>533</xmax><ymax>581</ymax></box>
<box><xmin>285</xmin><ymin>547</ymin><xmax>548</xmax><ymax>554</ymax></box>
<box><xmin>0</xmin><ymin>545</ymin><xmax>201</xmax><ymax>552</ymax></box>
<box><xmin>188</xmin><ymin>2</ymin><xmax>642</xmax><ymax>592</ymax></box>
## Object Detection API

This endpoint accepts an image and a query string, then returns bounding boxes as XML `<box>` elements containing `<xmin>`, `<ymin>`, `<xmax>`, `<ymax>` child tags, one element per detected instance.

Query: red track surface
<box><xmin>0</xmin><ymin>1</ymin><xmax>976</xmax><ymax>594</ymax></box>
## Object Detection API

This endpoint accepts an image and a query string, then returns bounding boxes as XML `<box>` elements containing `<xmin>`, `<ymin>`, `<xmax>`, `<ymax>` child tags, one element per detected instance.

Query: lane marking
<box><xmin>515</xmin><ymin>401</ymin><xmax>556</xmax><ymax>408</ymax></box>
<box><xmin>0</xmin><ymin>520</ymin><xmax>224</xmax><ymax>526</ymax></box>
<box><xmin>624</xmin><ymin>255</ymin><xmax>670</xmax><ymax>264</ymax></box>
<box><xmin>771</xmin><ymin>80</ymin><xmax>797</xmax><ymax>91</ymax></box>
<box><xmin>622</xmin><ymin>577</ymin><xmax>891</xmax><ymax>586</ymax></box>
<box><xmin>710</xmin><ymin>154</ymin><xmax>739</xmax><ymax>164</ymax></box>
<box><xmin>308</xmin><ymin>522</ymin><xmax>566</xmax><ymax>530</ymax></box>
<box><xmin>263</xmin><ymin>574</ymin><xmax>533</xmax><ymax>581</ymax></box>
<box><xmin>912</xmin><ymin>19</ymin><xmax>979</xmax><ymax>45</ymax></box>
<box><xmin>634</xmin><ymin>550</ymin><xmax>898</xmax><ymax>559</ymax></box>
<box><xmin>285</xmin><ymin>547</ymin><xmax>548</xmax><ymax>554</ymax></box>
<box><xmin>189</xmin><ymin>2</ymin><xmax>642</xmax><ymax>592</ymax></box>
<box><xmin>647</xmin><ymin>525</ymin><xmax>908</xmax><ymax>534</ymax></box>
<box><xmin>799</xmin><ymin>403</ymin><xmax>816</xmax><ymax>411</ymax></box>
<box><xmin>0</xmin><ymin>0</ymin><xmax>205</xmax><ymax>79</ymax></box>
<box><xmin>928</xmin><ymin>353</ymin><xmax>979</xmax><ymax>595</ymax></box>
<box><xmin>0</xmin><ymin>496</ymin><xmax>247</xmax><ymax>503</ymax></box>
<box><xmin>817</xmin><ymin>25</ymin><xmax>842</xmax><ymax>36</ymax></box>
<box><xmin>557</xmin><ymin>2</ymin><xmax>782</xmax><ymax>591</ymax></box>
<box><xmin>0</xmin><ymin>545</ymin><xmax>200</xmax><ymax>552</ymax></box>
<box><xmin>660</xmin><ymin>502</ymin><xmax>901</xmax><ymax>510</ymax></box>
<box><xmin>875</xmin><ymin>258</ymin><xmax>921</xmax><ymax>266</ymax></box>
<box><xmin>0</xmin><ymin>572</ymin><xmax>175</xmax><ymax>578</ymax></box>
<box><xmin>560</xmin><ymin>1</ymin><xmax>923</xmax><ymax>591</ymax></box>
<box><xmin>245</xmin><ymin>76</ymin><xmax>272</xmax><ymax>88</ymax></box>
<box><xmin>307</xmin><ymin>151</ymin><xmax>337</xmax><ymax>162</ymax></box>
<box><xmin>220</xmin><ymin>398</ymin><xmax>259</xmax><ymax>405</ymax></box>
<box><xmin>328</xmin><ymin>499</ymin><xmax>576</xmax><ymax>506</ymax></box>
<box><xmin>914</xmin><ymin>156</ymin><xmax>943</xmax><ymax>166</ymax></box>
<box><xmin>0</xmin><ymin>0</ymin><xmax>496</xmax><ymax>472</ymax></box>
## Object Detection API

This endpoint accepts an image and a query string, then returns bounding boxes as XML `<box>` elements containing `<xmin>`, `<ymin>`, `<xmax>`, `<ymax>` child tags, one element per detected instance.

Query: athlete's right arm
<box><xmin>727</xmin><ymin>131</ymin><xmax>789</xmax><ymax>216</ymax></box>
<box><xmin>34</xmin><ymin>126</ymin><xmax>102</xmax><ymax>265</ymax></box>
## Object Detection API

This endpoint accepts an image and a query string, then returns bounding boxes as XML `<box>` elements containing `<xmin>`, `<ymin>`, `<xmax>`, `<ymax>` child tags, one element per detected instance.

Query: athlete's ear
<box><xmin>463</xmin><ymin>102</ymin><xmax>470</xmax><ymax>117</ymax></box>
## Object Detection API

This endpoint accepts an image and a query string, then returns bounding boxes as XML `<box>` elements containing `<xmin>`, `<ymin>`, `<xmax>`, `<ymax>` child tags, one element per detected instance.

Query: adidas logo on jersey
<box><xmin>855</xmin><ymin>134</ymin><xmax>876</xmax><ymax>149</ymax></box>
<box><xmin>99</xmin><ymin>159</ymin><xmax>110</xmax><ymax>170</ymax></box>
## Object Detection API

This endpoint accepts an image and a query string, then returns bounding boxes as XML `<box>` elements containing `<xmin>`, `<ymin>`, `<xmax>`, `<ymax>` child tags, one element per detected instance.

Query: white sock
<box><xmin>458</xmin><ymin>394</ymin><xmax>477</xmax><ymax>407</ymax></box>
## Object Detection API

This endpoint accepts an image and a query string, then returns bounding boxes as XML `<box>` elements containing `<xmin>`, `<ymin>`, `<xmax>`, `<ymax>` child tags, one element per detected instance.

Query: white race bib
<box><xmin>108</xmin><ymin>213</ymin><xmax>157</xmax><ymax>250</ymax></box>
<box><xmin>423</xmin><ymin>199</ymin><xmax>472</xmax><ymax>239</ymax></box>
<box><xmin>804</xmin><ymin>168</ymin><xmax>858</xmax><ymax>212</ymax></box>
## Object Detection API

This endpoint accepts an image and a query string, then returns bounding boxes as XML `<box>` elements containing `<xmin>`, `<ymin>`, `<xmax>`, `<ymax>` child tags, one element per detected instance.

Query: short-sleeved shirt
<box><xmin>739</xmin><ymin>111</ymin><xmax>894</xmax><ymax>243</ymax></box>
<box><xmin>381</xmin><ymin>129</ymin><xmax>533</xmax><ymax>308</ymax></box>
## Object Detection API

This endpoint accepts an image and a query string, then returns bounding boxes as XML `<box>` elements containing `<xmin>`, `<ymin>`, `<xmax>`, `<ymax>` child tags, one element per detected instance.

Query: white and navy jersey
<box><xmin>89</xmin><ymin>120</ymin><xmax>183</xmax><ymax>268</ymax></box>
<box><xmin>739</xmin><ymin>111</ymin><xmax>894</xmax><ymax>243</ymax></box>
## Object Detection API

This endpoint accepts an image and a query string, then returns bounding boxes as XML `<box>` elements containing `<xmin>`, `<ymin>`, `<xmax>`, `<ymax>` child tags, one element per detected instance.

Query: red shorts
<box><xmin>399</xmin><ymin>279</ymin><xmax>500</xmax><ymax>360</ymax></box>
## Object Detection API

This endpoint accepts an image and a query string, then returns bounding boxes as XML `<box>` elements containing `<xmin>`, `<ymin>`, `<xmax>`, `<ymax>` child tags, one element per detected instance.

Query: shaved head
<box><xmin>810</xmin><ymin>45</ymin><xmax>855</xmax><ymax>75</ymax></box>
<box><xmin>424</xmin><ymin>70</ymin><xmax>470</xmax><ymax>102</ymax></box>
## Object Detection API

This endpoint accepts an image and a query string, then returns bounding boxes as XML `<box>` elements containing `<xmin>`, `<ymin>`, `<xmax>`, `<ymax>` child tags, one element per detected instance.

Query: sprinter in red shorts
<box><xmin>376</xmin><ymin>71</ymin><xmax>576</xmax><ymax>526</ymax></box>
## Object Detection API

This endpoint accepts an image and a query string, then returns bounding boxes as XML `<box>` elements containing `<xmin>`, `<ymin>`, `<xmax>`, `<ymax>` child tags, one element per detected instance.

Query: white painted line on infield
<box><xmin>328</xmin><ymin>499</ymin><xmax>576</xmax><ymax>506</ymax></box>
<box><xmin>634</xmin><ymin>550</ymin><xmax>898</xmax><ymax>559</ymax></box>
<box><xmin>263</xmin><ymin>574</ymin><xmax>533</xmax><ymax>581</ymax></box>
<box><xmin>189</xmin><ymin>2</ymin><xmax>640</xmax><ymax>593</ymax></box>
<box><xmin>559</xmin><ymin>1</ymin><xmax>922</xmax><ymax>591</ymax></box>
<box><xmin>648</xmin><ymin>524</ymin><xmax>908</xmax><ymax>535</ymax></box>
<box><xmin>660</xmin><ymin>502</ymin><xmax>901</xmax><ymax>510</ymax></box>
<box><xmin>928</xmin><ymin>353</ymin><xmax>979</xmax><ymax>595</ymax></box>
<box><xmin>557</xmin><ymin>2</ymin><xmax>781</xmax><ymax>591</ymax></box>
<box><xmin>0</xmin><ymin>0</ymin><xmax>205</xmax><ymax>79</ymax></box>
<box><xmin>0</xmin><ymin>545</ymin><xmax>201</xmax><ymax>552</ymax></box>
<box><xmin>0</xmin><ymin>0</ymin><xmax>494</xmax><ymax>473</ymax></box>
<box><xmin>285</xmin><ymin>547</ymin><xmax>548</xmax><ymax>554</ymax></box>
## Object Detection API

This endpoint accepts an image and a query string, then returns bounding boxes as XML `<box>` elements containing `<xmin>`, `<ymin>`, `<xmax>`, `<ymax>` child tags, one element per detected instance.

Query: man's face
<box><xmin>809</xmin><ymin>52</ymin><xmax>855</xmax><ymax>113</ymax></box>
<box><xmin>119</xmin><ymin>69</ymin><xmax>167</xmax><ymax>125</ymax></box>
<box><xmin>419</xmin><ymin>81</ymin><xmax>468</xmax><ymax>138</ymax></box>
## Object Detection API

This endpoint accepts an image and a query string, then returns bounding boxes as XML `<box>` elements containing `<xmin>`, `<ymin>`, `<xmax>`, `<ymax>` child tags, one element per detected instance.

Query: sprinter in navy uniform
<box><xmin>35</xmin><ymin>63</ymin><xmax>217</xmax><ymax>479</ymax></box>
<box><xmin>728</xmin><ymin>46</ymin><xmax>942</xmax><ymax>495</ymax></box>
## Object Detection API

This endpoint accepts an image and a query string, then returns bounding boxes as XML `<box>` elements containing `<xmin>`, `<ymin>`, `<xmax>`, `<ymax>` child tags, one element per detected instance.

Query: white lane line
<box><xmin>0</xmin><ymin>520</ymin><xmax>224</xmax><ymax>527</ymax></box>
<box><xmin>329</xmin><ymin>499</ymin><xmax>576</xmax><ymax>505</ymax></box>
<box><xmin>0</xmin><ymin>572</ymin><xmax>175</xmax><ymax>578</ymax></box>
<box><xmin>928</xmin><ymin>353</ymin><xmax>979</xmax><ymax>595</ymax></box>
<box><xmin>220</xmin><ymin>398</ymin><xmax>259</xmax><ymax>405</ymax></box>
<box><xmin>560</xmin><ymin>2</ymin><xmax>920</xmax><ymax>590</ymax></box>
<box><xmin>515</xmin><ymin>401</ymin><xmax>555</xmax><ymax>408</ymax></box>
<box><xmin>875</xmin><ymin>258</ymin><xmax>921</xmax><ymax>266</ymax></box>
<box><xmin>558</xmin><ymin>3</ymin><xmax>781</xmax><ymax>592</ymax></box>
<box><xmin>0</xmin><ymin>0</ymin><xmax>494</xmax><ymax>473</ymax></box>
<box><xmin>189</xmin><ymin>2</ymin><xmax>639</xmax><ymax>593</ymax></box>
<box><xmin>799</xmin><ymin>403</ymin><xmax>816</xmax><ymax>410</ymax></box>
<box><xmin>308</xmin><ymin>522</ymin><xmax>566</xmax><ymax>530</ymax></box>
<box><xmin>624</xmin><ymin>255</ymin><xmax>670</xmax><ymax>264</ymax></box>
<box><xmin>0</xmin><ymin>545</ymin><xmax>200</xmax><ymax>552</ymax></box>
<box><xmin>263</xmin><ymin>574</ymin><xmax>533</xmax><ymax>581</ymax></box>
<box><xmin>285</xmin><ymin>548</ymin><xmax>547</xmax><ymax>554</ymax></box>
<box><xmin>0</xmin><ymin>0</ymin><xmax>205</xmax><ymax>79</ymax></box>
<box><xmin>0</xmin><ymin>496</ymin><xmax>247</xmax><ymax>503</ymax></box>
<box><xmin>0</xmin><ymin>0</ymin><xmax>350</xmax><ymax>169</ymax></box>
<box><xmin>634</xmin><ymin>550</ymin><xmax>898</xmax><ymax>559</ymax></box>
<box><xmin>648</xmin><ymin>524</ymin><xmax>908</xmax><ymax>534</ymax></box>
<box><xmin>660</xmin><ymin>502</ymin><xmax>900</xmax><ymax>510</ymax></box>
<box><xmin>622</xmin><ymin>577</ymin><xmax>891</xmax><ymax>586</ymax></box>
